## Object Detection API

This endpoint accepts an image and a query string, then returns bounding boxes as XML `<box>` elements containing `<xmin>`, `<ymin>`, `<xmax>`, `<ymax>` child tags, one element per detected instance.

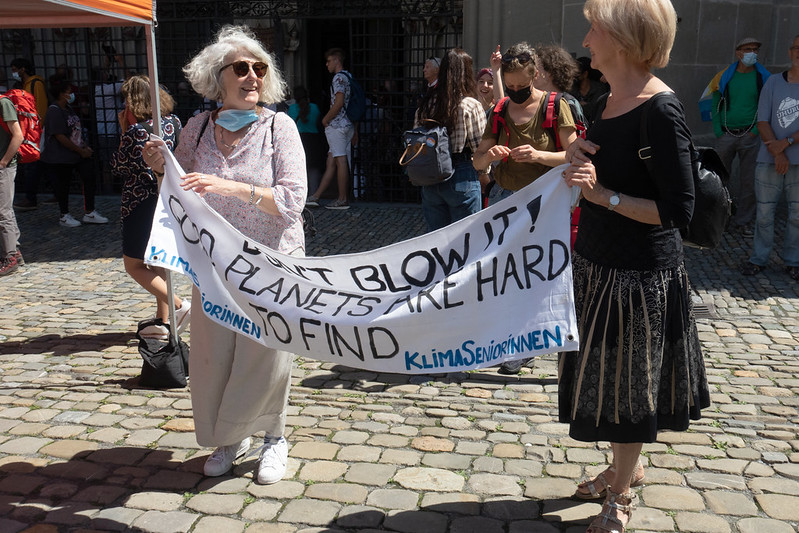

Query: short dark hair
<box><xmin>10</xmin><ymin>58</ymin><xmax>34</xmax><ymax>74</ymax></box>
<box><xmin>325</xmin><ymin>48</ymin><xmax>345</xmax><ymax>63</ymax></box>
<box><xmin>49</xmin><ymin>75</ymin><xmax>72</xmax><ymax>98</ymax></box>
<box><xmin>536</xmin><ymin>45</ymin><xmax>579</xmax><ymax>93</ymax></box>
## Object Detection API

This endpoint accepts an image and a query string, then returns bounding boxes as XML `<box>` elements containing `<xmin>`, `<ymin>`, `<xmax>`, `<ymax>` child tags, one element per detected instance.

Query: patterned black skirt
<box><xmin>558</xmin><ymin>253</ymin><xmax>711</xmax><ymax>443</ymax></box>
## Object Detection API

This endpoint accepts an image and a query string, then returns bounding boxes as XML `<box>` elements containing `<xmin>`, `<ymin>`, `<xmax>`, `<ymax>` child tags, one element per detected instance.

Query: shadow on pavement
<box><xmin>0</xmin><ymin>447</ymin><xmax>591</xmax><ymax>532</ymax></box>
<box><xmin>0</xmin><ymin>332</ymin><xmax>132</xmax><ymax>358</ymax></box>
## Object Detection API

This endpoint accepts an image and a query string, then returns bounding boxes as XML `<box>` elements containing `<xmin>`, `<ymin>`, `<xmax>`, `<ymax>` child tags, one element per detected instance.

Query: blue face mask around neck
<box><xmin>216</xmin><ymin>109</ymin><xmax>259</xmax><ymax>131</ymax></box>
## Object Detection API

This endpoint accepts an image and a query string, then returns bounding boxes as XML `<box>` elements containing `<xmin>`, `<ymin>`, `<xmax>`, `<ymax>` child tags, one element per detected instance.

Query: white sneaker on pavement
<box><xmin>82</xmin><ymin>210</ymin><xmax>109</xmax><ymax>224</ymax></box>
<box><xmin>175</xmin><ymin>299</ymin><xmax>191</xmax><ymax>334</ymax></box>
<box><xmin>257</xmin><ymin>436</ymin><xmax>288</xmax><ymax>484</ymax></box>
<box><xmin>203</xmin><ymin>437</ymin><xmax>251</xmax><ymax>477</ymax></box>
<box><xmin>59</xmin><ymin>213</ymin><xmax>81</xmax><ymax>227</ymax></box>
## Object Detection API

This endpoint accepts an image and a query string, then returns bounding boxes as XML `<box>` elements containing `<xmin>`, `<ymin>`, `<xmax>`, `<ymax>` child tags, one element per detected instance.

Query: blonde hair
<box><xmin>121</xmin><ymin>75</ymin><xmax>174</xmax><ymax>121</ymax></box>
<box><xmin>583</xmin><ymin>0</ymin><xmax>676</xmax><ymax>69</ymax></box>
<box><xmin>183</xmin><ymin>25</ymin><xmax>287</xmax><ymax>104</ymax></box>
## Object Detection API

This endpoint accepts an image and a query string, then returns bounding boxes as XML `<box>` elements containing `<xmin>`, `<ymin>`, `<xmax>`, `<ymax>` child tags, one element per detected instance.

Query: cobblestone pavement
<box><xmin>1</xmin><ymin>195</ymin><xmax>798</xmax><ymax>533</ymax></box>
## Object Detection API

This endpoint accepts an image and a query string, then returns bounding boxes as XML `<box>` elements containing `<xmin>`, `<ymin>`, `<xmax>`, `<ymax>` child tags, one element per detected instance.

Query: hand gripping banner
<box><xmin>146</xmin><ymin>146</ymin><xmax>579</xmax><ymax>374</ymax></box>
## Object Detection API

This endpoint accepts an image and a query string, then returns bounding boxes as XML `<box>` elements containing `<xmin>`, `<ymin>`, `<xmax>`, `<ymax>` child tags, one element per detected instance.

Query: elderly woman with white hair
<box><xmin>560</xmin><ymin>0</ymin><xmax>710</xmax><ymax>531</ymax></box>
<box><xmin>142</xmin><ymin>25</ymin><xmax>306</xmax><ymax>484</ymax></box>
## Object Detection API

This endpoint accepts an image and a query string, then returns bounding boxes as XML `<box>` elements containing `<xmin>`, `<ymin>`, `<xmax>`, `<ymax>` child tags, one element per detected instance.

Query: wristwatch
<box><xmin>608</xmin><ymin>192</ymin><xmax>620</xmax><ymax>211</ymax></box>
<box><xmin>787</xmin><ymin>137</ymin><xmax>795</xmax><ymax>146</ymax></box>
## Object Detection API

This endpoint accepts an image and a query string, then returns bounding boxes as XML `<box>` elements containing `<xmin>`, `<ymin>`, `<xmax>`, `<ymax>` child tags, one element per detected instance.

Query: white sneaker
<box><xmin>139</xmin><ymin>323</ymin><xmax>169</xmax><ymax>341</ymax></box>
<box><xmin>59</xmin><ymin>213</ymin><xmax>81</xmax><ymax>227</ymax></box>
<box><xmin>203</xmin><ymin>437</ymin><xmax>251</xmax><ymax>477</ymax></box>
<box><xmin>257</xmin><ymin>436</ymin><xmax>288</xmax><ymax>485</ymax></box>
<box><xmin>82</xmin><ymin>210</ymin><xmax>109</xmax><ymax>224</ymax></box>
<box><xmin>175</xmin><ymin>299</ymin><xmax>191</xmax><ymax>334</ymax></box>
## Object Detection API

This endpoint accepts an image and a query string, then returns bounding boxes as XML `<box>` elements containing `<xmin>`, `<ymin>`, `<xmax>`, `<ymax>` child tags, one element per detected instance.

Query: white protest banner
<box><xmin>146</xmin><ymin>146</ymin><xmax>579</xmax><ymax>374</ymax></box>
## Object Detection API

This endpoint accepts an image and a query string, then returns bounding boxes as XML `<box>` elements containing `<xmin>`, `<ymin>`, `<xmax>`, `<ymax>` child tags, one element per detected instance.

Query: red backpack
<box><xmin>491</xmin><ymin>92</ymin><xmax>586</xmax><ymax>150</ymax></box>
<box><xmin>491</xmin><ymin>92</ymin><xmax>587</xmax><ymax>249</ymax></box>
<box><xmin>0</xmin><ymin>89</ymin><xmax>43</xmax><ymax>163</ymax></box>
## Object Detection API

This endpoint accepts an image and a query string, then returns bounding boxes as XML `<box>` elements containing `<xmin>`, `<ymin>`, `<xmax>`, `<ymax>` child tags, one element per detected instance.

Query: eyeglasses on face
<box><xmin>501</xmin><ymin>52</ymin><xmax>533</xmax><ymax>66</ymax></box>
<box><xmin>739</xmin><ymin>46</ymin><xmax>760</xmax><ymax>53</ymax></box>
<box><xmin>220</xmin><ymin>60</ymin><xmax>268</xmax><ymax>78</ymax></box>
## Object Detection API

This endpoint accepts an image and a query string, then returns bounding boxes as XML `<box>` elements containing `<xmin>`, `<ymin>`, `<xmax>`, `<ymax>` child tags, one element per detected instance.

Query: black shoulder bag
<box><xmin>639</xmin><ymin>92</ymin><xmax>732</xmax><ymax>249</ymax></box>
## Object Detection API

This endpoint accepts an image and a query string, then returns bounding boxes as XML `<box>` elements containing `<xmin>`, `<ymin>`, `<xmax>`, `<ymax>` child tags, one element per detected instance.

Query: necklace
<box><xmin>216</xmin><ymin>126</ymin><xmax>240</xmax><ymax>150</ymax></box>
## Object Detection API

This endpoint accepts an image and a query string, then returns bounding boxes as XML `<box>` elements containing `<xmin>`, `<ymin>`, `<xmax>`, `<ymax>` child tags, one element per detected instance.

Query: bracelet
<box><xmin>248</xmin><ymin>183</ymin><xmax>255</xmax><ymax>204</ymax></box>
<box><xmin>254</xmin><ymin>188</ymin><xmax>264</xmax><ymax>206</ymax></box>
<box><xmin>152</xmin><ymin>169</ymin><xmax>165</xmax><ymax>178</ymax></box>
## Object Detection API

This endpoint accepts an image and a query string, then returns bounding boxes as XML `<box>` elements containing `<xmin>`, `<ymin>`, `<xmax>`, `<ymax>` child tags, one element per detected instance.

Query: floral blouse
<box><xmin>113</xmin><ymin>114</ymin><xmax>181</xmax><ymax>219</ymax></box>
<box><xmin>174</xmin><ymin>109</ymin><xmax>307</xmax><ymax>254</ymax></box>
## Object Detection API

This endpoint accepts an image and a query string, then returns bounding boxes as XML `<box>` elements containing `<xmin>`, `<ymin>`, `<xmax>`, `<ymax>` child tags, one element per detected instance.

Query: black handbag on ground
<box><xmin>639</xmin><ymin>92</ymin><xmax>732</xmax><ymax>249</ymax></box>
<box><xmin>398</xmin><ymin>119</ymin><xmax>454</xmax><ymax>186</ymax></box>
<box><xmin>136</xmin><ymin>318</ymin><xmax>190</xmax><ymax>389</ymax></box>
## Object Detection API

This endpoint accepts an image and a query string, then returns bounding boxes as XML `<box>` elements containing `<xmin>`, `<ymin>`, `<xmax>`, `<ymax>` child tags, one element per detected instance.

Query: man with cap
<box><xmin>710</xmin><ymin>37</ymin><xmax>772</xmax><ymax>236</ymax></box>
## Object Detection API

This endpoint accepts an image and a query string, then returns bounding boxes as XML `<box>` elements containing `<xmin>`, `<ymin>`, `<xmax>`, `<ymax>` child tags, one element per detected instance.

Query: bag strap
<box><xmin>638</xmin><ymin>93</ymin><xmax>661</xmax><ymax>175</ymax></box>
<box><xmin>195</xmin><ymin>112</ymin><xmax>211</xmax><ymax>150</ymax></box>
<box><xmin>30</xmin><ymin>78</ymin><xmax>45</xmax><ymax>103</ymax></box>
<box><xmin>542</xmin><ymin>91</ymin><xmax>562</xmax><ymax>151</ymax></box>
<box><xmin>491</xmin><ymin>97</ymin><xmax>510</xmax><ymax>142</ymax></box>
<box><xmin>491</xmin><ymin>97</ymin><xmax>511</xmax><ymax>162</ymax></box>
<box><xmin>638</xmin><ymin>91</ymin><xmax>695</xmax><ymax>175</ymax></box>
<box><xmin>398</xmin><ymin>143</ymin><xmax>425</xmax><ymax>167</ymax></box>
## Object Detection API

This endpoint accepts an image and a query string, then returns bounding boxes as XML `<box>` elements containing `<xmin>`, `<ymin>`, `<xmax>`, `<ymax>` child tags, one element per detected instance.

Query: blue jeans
<box><xmin>487</xmin><ymin>182</ymin><xmax>514</xmax><ymax>206</ymax></box>
<box><xmin>421</xmin><ymin>155</ymin><xmax>481</xmax><ymax>231</ymax></box>
<box><xmin>750</xmin><ymin>163</ymin><xmax>799</xmax><ymax>267</ymax></box>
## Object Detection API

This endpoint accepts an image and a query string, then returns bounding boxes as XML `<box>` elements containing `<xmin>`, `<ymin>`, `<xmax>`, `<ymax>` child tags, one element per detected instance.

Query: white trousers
<box><xmin>189</xmin><ymin>286</ymin><xmax>293</xmax><ymax>447</ymax></box>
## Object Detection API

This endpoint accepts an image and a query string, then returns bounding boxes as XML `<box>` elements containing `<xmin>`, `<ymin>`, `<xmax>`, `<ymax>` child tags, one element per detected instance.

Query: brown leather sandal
<box><xmin>586</xmin><ymin>490</ymin><xmax>637</xmax><ymax>533</ymax></box>
<box><xmin>573</xmin><ymin>462</ymin><xmax>645</xmax><ymax>500</ymax></box>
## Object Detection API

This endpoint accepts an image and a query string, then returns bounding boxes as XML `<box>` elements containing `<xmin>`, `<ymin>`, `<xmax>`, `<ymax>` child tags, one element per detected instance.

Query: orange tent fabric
<box><xmin>0</xmin><ymin>0</ymin><xmax>153</xmax><ymax>28</ymax></box>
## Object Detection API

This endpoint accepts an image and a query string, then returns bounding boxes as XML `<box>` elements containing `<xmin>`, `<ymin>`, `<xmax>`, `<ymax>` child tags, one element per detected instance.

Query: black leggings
<box><xmin>42</xmin><ymin>160</ymin><xmax>96</xmax><ymax>215</ymax></box>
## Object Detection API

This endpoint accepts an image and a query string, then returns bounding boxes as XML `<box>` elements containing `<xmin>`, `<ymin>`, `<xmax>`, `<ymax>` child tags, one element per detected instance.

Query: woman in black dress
<box><xmin>560</xmin><ymin>0</ymin><xmax>710</xmax><ymax>531</ymax></box>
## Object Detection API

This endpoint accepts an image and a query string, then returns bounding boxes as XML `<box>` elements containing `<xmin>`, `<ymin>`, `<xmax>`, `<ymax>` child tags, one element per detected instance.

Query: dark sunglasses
<box><xmin>220</xmin><ymin>60</ymin><xmax>268</xmax><ymax>78</ymax></box>
<box><xmin>501</xmin><ymin>53</ymin><xmax>533</xmax><ymax>66</ymax></box>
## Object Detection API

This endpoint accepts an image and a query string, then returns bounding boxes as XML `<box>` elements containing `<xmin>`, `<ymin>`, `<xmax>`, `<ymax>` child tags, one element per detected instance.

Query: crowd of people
<box><xmin>3</xmin><ymin>2</ymin><xmax>798</xmax><ymax>531</ymax></box>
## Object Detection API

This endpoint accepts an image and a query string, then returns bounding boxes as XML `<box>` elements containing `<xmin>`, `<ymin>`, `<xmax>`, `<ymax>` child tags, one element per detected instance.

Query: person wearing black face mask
<box><xmin>473</xmin><ymin>41</ymin><xmax>577</xmax><ymax>211</ymax></box>
<box><xmin>473</xmin><ymin>42</ymin><xmax>577</xmax><ymax>375</ymax></box>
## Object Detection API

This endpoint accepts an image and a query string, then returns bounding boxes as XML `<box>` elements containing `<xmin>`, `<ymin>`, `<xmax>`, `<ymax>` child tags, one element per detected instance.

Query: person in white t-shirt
<box><xmin>306</xmin><ymin>48</ymin><xmax>354</xmax><ymax>210</ymax></box>
<box><xmin>742</xmin><ymin>34</ymin><xmax>799</xmax><ymax>280</ymax></box>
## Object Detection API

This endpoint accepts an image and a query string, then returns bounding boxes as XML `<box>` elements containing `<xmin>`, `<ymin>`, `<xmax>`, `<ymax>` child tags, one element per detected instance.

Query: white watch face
<box><xmin>609</xmin><ymin>194</ymin><xmax>620</xmax><ymax>207</ymax></box>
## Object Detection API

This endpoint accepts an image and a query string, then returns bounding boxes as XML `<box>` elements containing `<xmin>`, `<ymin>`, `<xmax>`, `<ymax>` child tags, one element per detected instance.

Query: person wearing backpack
<box><xmin>473</xmin><ymin>42</ymin><xmax>578</xmax><ymax>208</ymax></box>
<box><xmin>0</xmin><ymin>92</ymin><xmax>24</xmax><ymax>276</ymax></box>
<box><xmin>560</xmin><ymin>3</ymin><xmax>709</xmax><ymax>530</ymax></box>
<box><xmin>306</xmin><ymin>48</ymin><xmax>356</xmax><ymax>210</ymax></box>
<box><xmin>10</xmin><ymin>58</ymin><xmax>47</xmax><ymax>212</ymax></box>
<box><xmin>473</xmin><ymin>43</ymin><xmax>577</xmax><ymax>375</ymax></box>
<box><xmin>534</xmin><ymin>44</ymin><xmax>588</xmax><ymax>137</ymax></box>
<box><xmin>415</xmin><ymin>48</ymin><xmax>486</xmax><ymax>232</ymax></box>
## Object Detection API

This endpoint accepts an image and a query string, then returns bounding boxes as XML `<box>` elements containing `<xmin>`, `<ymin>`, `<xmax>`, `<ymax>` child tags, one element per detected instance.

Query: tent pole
<box><xmin>145</xmin><ymin>11</ymin><xmax>175</xmax><ymax>342</ymax></box>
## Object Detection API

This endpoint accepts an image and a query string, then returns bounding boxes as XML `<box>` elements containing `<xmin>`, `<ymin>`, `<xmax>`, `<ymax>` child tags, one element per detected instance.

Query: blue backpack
<box><xmin>341</xmin><ymin>71</ymin><xmax>366</xmax><ymax>123</ymax></box>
